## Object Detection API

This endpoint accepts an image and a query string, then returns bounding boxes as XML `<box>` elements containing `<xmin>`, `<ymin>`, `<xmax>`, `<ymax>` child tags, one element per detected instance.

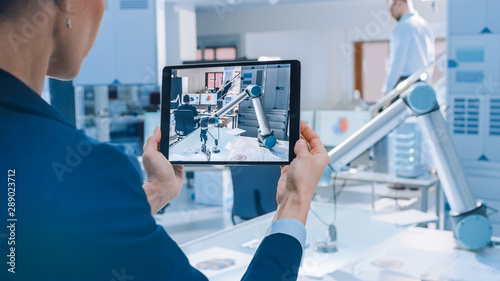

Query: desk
<box><xmin>170</xmin><ymin>127</ymin><xmax>238</xmax><ymax>162</ymax></box>
<box><xmin>180</xmin><ymin>203</ymin><xmax>404</xmax><ymax>280</ymax></box>
<box><xmin>328</xmin><ymin>227</ymin><xmax>500</xmax><ymax>280</ymax></box>
<box><xmin>169</xmin><ymin>127</ymin><xmax>289</xmax><ymax>162</ymax></box>
<box><xmin>334</xmin><ymin>170</ymin><xmax>441</xmax><ymax>224</ymax></box>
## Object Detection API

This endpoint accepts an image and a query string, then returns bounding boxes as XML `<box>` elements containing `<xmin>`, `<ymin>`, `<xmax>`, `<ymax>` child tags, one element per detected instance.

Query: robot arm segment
<box><xmin>328</xmin><ymin>83</ymin><xmax>492</xmax><ymax>250</ymax></box>
<box><xmin>403</xmin><ymin>84</ymin><xmax>492</xmax><ymax>250</ymax></box>
<box><xmin>328</xmin><ymin>98</ymin><xmax>413</xmax><ymax>172</ymax></box>
<box><xmin>209</xmin><ymin>85</ymin><xmax>277</xmax><ymax>149</ymax></box>
<box><xmin>245</xmin><ymin>85</ymin><xmax>277</xmax><ymax>149</ymax></box>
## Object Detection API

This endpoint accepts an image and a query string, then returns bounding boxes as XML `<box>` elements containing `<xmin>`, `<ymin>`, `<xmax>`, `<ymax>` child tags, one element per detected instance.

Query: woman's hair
<box><xmin>0</xmin><ymin>0</ymin><xmax>23</xmax><ymax>18</ymax></box>
<box><xmin>0</xmin><ymin>0</ymin><xmax>63</xmax><ymax>21</ymax></box>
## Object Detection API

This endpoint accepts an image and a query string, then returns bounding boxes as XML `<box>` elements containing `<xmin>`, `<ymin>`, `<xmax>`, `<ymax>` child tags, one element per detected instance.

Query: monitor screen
<box><xmin>187</xmin><ymin>94</ymin><xmax>200</xmax><ymax>105</ymax></box>
<box><xmin>314</xmin><ymin>110</ymin><xmax>371</xmax><ymax>147</ymax></box>
<box><xmin>200</xmin><ymin>93</ymin><xmax>218</xmax><ymax>105</ymax></box>
<box><xmin>160</xmin><ymin>60</ymin><xmax>301</xmax><ymax>165</ymax></box>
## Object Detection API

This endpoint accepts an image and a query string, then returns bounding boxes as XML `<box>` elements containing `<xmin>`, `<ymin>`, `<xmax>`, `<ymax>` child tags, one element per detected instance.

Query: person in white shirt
<box><xmin>383</xmin><ymin>0</ymin><xmax>435</xmax><ymax>95</ymax></box>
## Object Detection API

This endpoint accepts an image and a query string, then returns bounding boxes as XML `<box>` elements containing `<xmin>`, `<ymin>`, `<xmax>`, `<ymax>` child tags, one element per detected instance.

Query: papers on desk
<box><xmin>327</xmin><ymin>245</ymin><xmax>450</xmax><ymax>281</ymax></box>
<box><xmin>421</xmin><ymin>252</ymin><xmax>500</xmax><ymax>281</ymax></box>
<box><xmin>326</xmin><ymin>227</ymin><xmax>500</xmax><ymax>281</ymax></box>
<box><xmin>374</xmin><ymin>197</ymin><xmax>419</xmax><ymax>212</ymax></box>
<box><xmin>225</xmin><ymin>128</ymin><xmax>246</xmax><ymax>136</ymax></box>
<box><xmin>187</xmin><ymin>247</ymin><xmax>253</xmax><ymax>278</ymax></box>
<box><xmin>372</xmin><ymin>209</ymin><xmax>438</xmax><ymax>226</ymax></box>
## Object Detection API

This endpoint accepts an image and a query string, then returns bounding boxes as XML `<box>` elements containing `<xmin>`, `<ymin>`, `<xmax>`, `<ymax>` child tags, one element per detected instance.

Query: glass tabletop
<box><xmin>180</xmin><ymin>202</ymin><xmax>405</xmax><ymax>280</ymax></box>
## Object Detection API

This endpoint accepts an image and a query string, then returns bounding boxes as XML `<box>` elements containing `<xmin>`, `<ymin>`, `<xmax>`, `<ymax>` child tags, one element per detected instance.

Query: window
<box><xmin>204</xmin><ymin>48</ymin><xmax>215</xmax><ymax>61</ymax></box>
<box><xmin>196</xmin><ymin>49</ymin><xmax>203</xmax><ymax>61</ymax></box>
<box><xmin>197</xmin><ymin>46</ymin><xmax>237</xmax><ymax>61</ymax></box>
<box><xmin>205</xmin><ymin>72</ymin><xmax>224</xmax><ymax>90</ymax></box>
<box><xmin>215</xmin><ymin>47</ymin><xmax>237</xmax><ymax>61</ymax></box>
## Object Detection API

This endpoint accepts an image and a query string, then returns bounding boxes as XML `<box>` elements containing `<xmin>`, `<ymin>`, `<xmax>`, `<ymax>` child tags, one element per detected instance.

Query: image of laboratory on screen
<box><xmin>168</xmin><ymin>64</ymin><xmax>291</xmax><ymax>163</ymax></box>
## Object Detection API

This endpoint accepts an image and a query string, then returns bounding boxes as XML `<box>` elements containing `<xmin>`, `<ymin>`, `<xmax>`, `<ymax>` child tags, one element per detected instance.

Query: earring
<box><xmin>66</xmin><ymin>1</ymin><xmax>72</xmax><ymax>29</ymax></box>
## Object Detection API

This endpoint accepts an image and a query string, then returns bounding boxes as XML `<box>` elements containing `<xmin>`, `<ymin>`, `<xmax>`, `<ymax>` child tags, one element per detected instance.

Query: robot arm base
<box><xmin>258</xmin><ymin>131</ymin><xmax>277</xmax><ymax>149</ymax></box>
<box><xmin>451</xmin><ymin>202</ymin><xmax>493</xmax><ymax>250</ymax></box>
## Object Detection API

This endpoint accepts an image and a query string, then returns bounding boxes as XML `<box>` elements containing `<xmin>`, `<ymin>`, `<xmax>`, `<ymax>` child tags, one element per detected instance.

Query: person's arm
<box><xmin>42</xmin><ymin>138</ymin><xmax>207</xmax><ymax>280</ymax></box>
<box><xmin>274</xmin><ymin>120</ymin><xmax>330</xmax><ymax>225</ymax></box>
<box><xmin>383</xmin><ymin>25</ymin><xmax>412</xmax><ymax>94</ymax></box>
<box><xmin>267</xmin><ymin>218</ymin><xmax>306</xmax><ymax>249</ymax></box>
<box><xmin>241</xmin><ymin>120</ymin><xmax>329</xmax><ymax>280</ymax></box>
<box><xmin>242</xmin><ymin>232</ymin><xmax>303</xmax><ymax>281</ymax></box>
<box><xmin>141</xmin><ymin>122</ymin><xmax>328</xmax><ymax>280</ymax></box>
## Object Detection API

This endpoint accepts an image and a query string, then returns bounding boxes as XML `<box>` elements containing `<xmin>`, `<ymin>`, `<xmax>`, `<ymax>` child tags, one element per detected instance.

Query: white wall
<box><xmin>178</xmin><ymin>4</ymin><xmax>198</xmax><ymax>61</ymax></box>
<box><xmin>196</xmin><ymin>0</ymin><xmax>447</xmax><ymax>110</ymax></box>
<box><xmin>245</xmin><ymin>30</ymin><xmax>343</xmax><ymax>109</ymax></box>
<box><xmin>165</xmin><ymin>3</ymin><xmax>198</xmax><ymax>66</ymax></box>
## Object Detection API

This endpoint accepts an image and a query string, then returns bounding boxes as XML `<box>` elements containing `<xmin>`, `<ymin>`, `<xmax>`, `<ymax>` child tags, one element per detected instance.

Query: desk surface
<box><xmin>169</xmin><ymin>127</ymin><xmax>289</xmax><ymax>162</ymax></box>
<box><xmin>180</xmin><ymin>203</ymin><xmax>404</xmax><ymax>280</ymax></box>
<box><xmin>335</xmin><ymin>170</ymin><xmax>439</xmax><ymax>188</ymax></box>
<box><xmin>170</xmin><ymin>127</ymin><xmax>237</xmax><ymax>162</ymax></box>
<box><xmin>328</xmin><ymin>227</ymin><xmax>500</xmax><ymax>280</ymax></box>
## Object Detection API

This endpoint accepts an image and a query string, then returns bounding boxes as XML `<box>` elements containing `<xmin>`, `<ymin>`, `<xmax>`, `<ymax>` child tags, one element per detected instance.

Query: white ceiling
<box><xmin>164</xmin><ymin>0</ymin><xmax>371</xmax><ymax>11</ymax></box>
<box><xmin>164</xmin><ymin>0</ymin><xmax>440</xmax><ymax>12</ymax></box>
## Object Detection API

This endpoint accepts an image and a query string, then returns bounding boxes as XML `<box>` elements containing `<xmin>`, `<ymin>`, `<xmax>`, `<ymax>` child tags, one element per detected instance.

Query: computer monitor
<box><xmin>200</xmin><ymin>93</ymin><xmax>218</xmax><ymax>105</ymax></box>
<box><xmin>314</xmin><ymin>110</ymin><xmax>371</xmax><ymax>147</ymax></box>
<box><xmin>187</xmin><ymin>94</ymin><xmax>200</xmax><ymax>105</ymax></box>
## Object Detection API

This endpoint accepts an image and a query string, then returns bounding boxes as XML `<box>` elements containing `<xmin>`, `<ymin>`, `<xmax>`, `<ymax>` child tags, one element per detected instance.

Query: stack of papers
<box><xmin>188</xmin><ymin>247</ymin><xmax>253</xmax><ymax>278</ymax></box>
<box><xmin>372</xmin><ymin>209</ymin><xmax>438</xmax><ymax>226</ymax></box>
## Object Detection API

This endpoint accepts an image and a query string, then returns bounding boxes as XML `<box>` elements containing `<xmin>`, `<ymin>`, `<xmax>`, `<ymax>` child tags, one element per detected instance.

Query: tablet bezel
<box><xmin>160</xmin><ymin>60</ymin><xmax>301</xmax><ymax>165</ymax></box>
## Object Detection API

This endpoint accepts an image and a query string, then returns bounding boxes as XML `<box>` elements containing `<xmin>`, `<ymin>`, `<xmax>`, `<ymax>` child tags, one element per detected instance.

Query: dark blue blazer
<box><xmin>0</xmin><ymin>69</ymin><xmax>302</xmax><ymax>281</ymax></box>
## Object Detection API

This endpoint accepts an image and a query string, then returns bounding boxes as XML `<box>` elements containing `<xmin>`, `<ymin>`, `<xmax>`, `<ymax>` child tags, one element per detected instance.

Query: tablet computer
<box><xmin>160</xmin><ymin>60</ymin><xmax>301</xmax><ymax>165</ymax></box>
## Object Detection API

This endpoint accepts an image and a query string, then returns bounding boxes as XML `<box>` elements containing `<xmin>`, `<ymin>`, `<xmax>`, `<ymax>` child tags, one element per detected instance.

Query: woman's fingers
<box><xmin>300</xmin><ymin>120</ymin><xmax>327</xmax><ymax>154</ymax></box>
<box><xmin>143</xmin><ymin>127</ymin><xmax>161</xmax><ymax>154</ymax></box>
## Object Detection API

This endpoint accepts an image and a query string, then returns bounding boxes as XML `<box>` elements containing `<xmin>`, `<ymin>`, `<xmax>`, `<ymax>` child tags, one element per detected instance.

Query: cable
<box><xmin>312</xmin><ymin>164</ymin><xmax>340</xmax><ymax>253</ymax></box>
<box><xmin>328</xmin><ymin>164</ymin><xmax>347</xmax><ymax>197</ymax></box>
<box><xmin>310</xmin><ymin>164</ymin><xmax>340</xmax><ymax>226</ymax></box>
<box><xmin>207</xmin><ymin>130</ymin><xmax>216</xmax><ymax>140</ymax></box>
<box><xmin>333</xmin><ymin>169</ymin><xmax>337</xmax><ymax>224</ymax></box>
<box><xmin>309</xmin><ymin>205</ymin><xmax>331</xmax><ymax>226</ymax></box>
<box><xmin>487</xmin><ymin>205</ymin><xmax>499</xmax><ymax>217</ymax></box>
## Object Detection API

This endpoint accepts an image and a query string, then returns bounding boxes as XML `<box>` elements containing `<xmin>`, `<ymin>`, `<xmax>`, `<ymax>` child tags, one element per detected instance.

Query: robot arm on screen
<box><xmin>328</xmin><ymin>82</ymin><xmax>493</xmax><ymax>251</ymax></box>
<box><xmin>199</xmin><ymin>85</ymin><xmax>278</xmax><ymax>161</ymax></box>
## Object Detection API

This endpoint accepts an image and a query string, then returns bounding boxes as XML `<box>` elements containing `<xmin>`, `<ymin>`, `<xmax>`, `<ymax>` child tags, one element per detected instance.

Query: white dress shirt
<box><xmin>383</xmin><ymin>12</ymin><xmax>435</xmax><ymax>94</ymax></box>
<box><xmin>267</xmin><ymin>218</ymin><xmax>307</xmax><ymax>249</ymax></box>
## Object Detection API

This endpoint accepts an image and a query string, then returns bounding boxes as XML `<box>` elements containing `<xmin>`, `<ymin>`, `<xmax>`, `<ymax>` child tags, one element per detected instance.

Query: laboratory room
<box><xmin>1</xmin><ymin>0</ymin><xmax>500</xmax><ymax>280</ymax></box>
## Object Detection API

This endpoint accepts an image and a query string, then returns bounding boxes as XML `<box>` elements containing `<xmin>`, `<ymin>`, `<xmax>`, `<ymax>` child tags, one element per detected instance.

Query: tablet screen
<box><xmin>160</xmin><ymin>60</ymin><xmax>300</xmax><ymax>165</ymax></box>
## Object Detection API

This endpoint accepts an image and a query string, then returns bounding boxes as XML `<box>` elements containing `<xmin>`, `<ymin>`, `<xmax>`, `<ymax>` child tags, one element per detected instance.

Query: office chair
<box><xmin>230</xmin><ymin>165</ymin><xmax>280</xmax><ymax>224</ymax></box>
<box><xmin>174</xmin><ymin>109</ymin><xmax>198</xmax><ymax>136</ymax></box>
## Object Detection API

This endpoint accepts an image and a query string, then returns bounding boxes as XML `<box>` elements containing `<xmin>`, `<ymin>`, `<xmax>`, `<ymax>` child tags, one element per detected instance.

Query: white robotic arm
<box><xmin>329</xmin><ymin>83</ymin><xmax>493</xmax><ymax>250</ymax></box>
<box><xmin>199</xmin><ymin>85</ymin><xmax>278</xmax><ymax>159</ymax></box>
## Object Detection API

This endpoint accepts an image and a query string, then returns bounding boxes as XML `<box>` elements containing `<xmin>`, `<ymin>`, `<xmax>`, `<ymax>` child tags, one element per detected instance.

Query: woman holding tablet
<box><xmin>0</xmin><ymin>1</ymin><xmax>329</xmax><ymax>280</ymax></box>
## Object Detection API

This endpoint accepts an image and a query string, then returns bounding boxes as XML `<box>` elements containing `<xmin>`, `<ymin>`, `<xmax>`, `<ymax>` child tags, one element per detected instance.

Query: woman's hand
<box><xmin>274</xmin><ymin>120</ymin><xmax>330</xmax><ymax>225</ymax></box>
<box><xmin>142</xmin><ymin>127</ymin><xmax>184</xmax><ymax>215</ymax></box>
